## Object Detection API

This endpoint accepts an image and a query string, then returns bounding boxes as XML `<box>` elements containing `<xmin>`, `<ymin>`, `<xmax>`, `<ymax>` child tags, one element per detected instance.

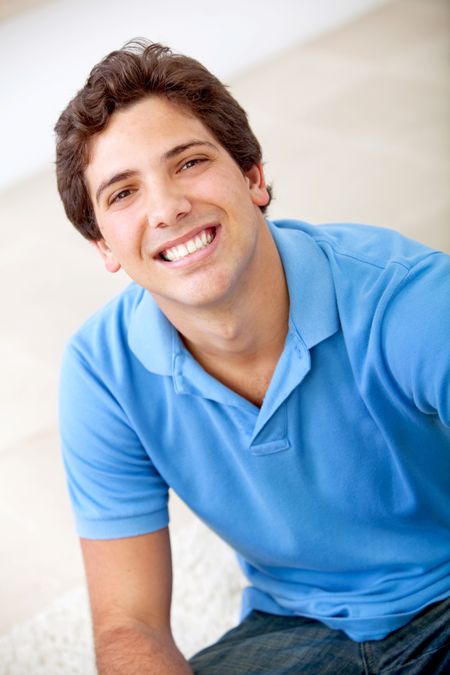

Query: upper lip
<box><xmin>153</xmin><ymin>224</ymin><xmax>218</xmax><ymax>258</ymax></box>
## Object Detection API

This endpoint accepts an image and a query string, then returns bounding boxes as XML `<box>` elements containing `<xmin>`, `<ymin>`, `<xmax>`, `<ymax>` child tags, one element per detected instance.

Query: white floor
<box><xmin>0</xmin><ymin>0</ymin><xmax>449</xmax><ymax>644</ymax></box>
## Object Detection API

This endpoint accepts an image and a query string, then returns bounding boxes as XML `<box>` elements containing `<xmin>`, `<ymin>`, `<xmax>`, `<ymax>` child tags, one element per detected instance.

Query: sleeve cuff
<box><xmin>75</xmin><ymin>507</ymin><xmax>169</xmax><ymax>540</ymax></box>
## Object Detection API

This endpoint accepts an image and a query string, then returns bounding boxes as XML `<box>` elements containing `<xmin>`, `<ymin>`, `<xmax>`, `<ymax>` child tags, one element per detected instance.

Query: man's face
<box><xmin>85</xmin><ymin>96</ymin><xmax>270</xmax><ymax>314</ymax></box>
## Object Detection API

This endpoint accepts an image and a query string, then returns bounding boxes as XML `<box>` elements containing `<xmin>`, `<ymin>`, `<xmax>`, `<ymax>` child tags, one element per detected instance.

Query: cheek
<box><xmin>196</xmin><ymin>169</ymin><xmax>248</xmax><ymax>205</ymax></box>
<box><xmin>105</xmin><ymin>211</ymin><xmax>143</xmax><ymax>252</ymax></box>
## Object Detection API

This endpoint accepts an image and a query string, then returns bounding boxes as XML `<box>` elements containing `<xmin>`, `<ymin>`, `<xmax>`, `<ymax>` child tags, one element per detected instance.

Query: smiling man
<box><xmin>55</xmin><ymin>40</ymin><xmax>450</xmax><ymax>674</ymax></box>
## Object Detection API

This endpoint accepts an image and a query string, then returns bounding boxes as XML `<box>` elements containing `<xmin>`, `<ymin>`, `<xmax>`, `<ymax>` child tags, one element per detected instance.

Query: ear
<box><xmin>92</xmin><ymin>239</ymin><xmax>121</xmax><ymax>273</ymax></box>
<box><xmin>245</xmin><ymin>163</ymin><xmax>270</xmax><ymax>207</ymax></box>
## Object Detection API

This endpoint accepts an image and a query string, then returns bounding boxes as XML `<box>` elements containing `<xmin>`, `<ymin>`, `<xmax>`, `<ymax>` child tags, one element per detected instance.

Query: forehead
<box><xmin>87</xmin><ymin>96</ymin><xmax>214</xmax><ymax>166</ymax></box>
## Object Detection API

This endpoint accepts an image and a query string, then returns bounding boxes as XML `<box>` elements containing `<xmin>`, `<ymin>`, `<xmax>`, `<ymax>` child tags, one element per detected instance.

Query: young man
<box><xmin>55</xmin><ymin>40</ymin><xmax>450</xmax><ymax>674</ymax></box>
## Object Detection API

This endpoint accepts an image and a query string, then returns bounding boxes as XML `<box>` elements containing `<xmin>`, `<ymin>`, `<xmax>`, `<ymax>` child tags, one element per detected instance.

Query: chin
<box><xmin>156</xmin><ymin>282</ymin><xmax>233</xmax><ymax>312</ymax></box>
<box><xmin>148</xmin><ymin>262</ymin><xmax>242</xmax><ymax>311</ymax></box>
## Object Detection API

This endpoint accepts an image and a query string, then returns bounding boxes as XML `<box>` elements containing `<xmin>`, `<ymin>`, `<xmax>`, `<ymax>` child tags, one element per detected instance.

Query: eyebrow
<box><xmin>164</xmin><ymin>139</ymin><xmax>217</xmax><ymax>160</ymax></box>
<box><xmin>94</xmin><ymin>140</ymin><xmax>217</xmax><ymax>205</ymax></box>
<box><xmin>95</xmin><ymin>170</ymin><xmax>136</xmax><ymax>205</ymax></box>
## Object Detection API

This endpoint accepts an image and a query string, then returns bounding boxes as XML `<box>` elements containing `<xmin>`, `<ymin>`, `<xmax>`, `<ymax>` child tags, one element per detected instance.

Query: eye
<box><xmin>179</xmin><ymin>157</ymin><xmax>207</xmax><ymax>172</ymax></box>
<box><xmin>110</xmin><ymin>188</ymin><xmax>133</xmax><ymax>204</ymax></box>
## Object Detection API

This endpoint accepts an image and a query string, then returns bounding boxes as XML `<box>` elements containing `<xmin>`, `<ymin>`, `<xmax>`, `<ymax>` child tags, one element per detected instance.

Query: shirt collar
<box><xmin>269</xmin><ymin>219</ymin><xmax>339</xmax><ymax>349</ymax></box>
<box><xmin>128</xmin><ymin>219</ymin><xmax>339</xmax><ymax>374</ymax></box>
<box><xmin>128</xmin><ymin>287</ymin><xmax>178</xmax><ymax>375</ymax></box>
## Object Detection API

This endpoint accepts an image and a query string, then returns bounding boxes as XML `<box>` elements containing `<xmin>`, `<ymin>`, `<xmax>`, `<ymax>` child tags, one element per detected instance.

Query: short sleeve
<box><xmin>381</xmin><ymin>252</ymin><xmax>450</xmax><ymax>428</ymax></box>
<box><xmin>59</xmin><ymin>341</ymin><xmax>169</xmax><ymax>539</ymax></box>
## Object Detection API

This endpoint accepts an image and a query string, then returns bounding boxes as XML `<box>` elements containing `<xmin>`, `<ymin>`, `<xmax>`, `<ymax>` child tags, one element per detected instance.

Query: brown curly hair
<box><xmin>54</xmin><ymin>39</ymin><xmax>272</xmax><ymax>241</ymax></box>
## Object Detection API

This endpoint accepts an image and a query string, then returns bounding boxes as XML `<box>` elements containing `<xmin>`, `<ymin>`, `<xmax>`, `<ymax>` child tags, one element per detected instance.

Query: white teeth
<box><xmin>161</xmin><ymin>229</ymin><xmax>215</xmax><ymax>261</ymax></box>
<box><xmin>163</xmin><ymin>249</ymin><xmax>176</xmax><ymax>261</ymax></box>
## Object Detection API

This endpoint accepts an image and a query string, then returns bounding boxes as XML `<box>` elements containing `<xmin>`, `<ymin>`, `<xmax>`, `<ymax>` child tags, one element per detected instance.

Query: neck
<box><xmin>152</xmin><ymin>222</ymin><xmax>289</xmax><ymax>403</ymax></box>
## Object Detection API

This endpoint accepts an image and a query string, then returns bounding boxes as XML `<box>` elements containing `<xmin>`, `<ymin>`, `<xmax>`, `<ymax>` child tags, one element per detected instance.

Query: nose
<box><xmin>145</xmin><ymin>178</ymin><xmax>192</xmax><ymax>229</ymax></box>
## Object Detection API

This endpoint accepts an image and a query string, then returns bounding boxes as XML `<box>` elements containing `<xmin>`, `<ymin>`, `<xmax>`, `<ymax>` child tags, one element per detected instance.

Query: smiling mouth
<box><xmin>159</xmin><ymin>226</ymin><xmax>217</xmax><ymax>262</ymax></box>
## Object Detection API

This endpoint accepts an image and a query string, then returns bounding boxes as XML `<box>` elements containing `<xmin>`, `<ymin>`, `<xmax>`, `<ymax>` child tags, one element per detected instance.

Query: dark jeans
<box><xmin>189</xmin><ymin>597</ymin><xmax>450</xmax><ymax>674</ymax></box>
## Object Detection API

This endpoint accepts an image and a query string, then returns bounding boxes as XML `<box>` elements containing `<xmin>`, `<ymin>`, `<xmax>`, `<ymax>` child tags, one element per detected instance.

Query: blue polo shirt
<box><xmin>60</xmin><ymin>219</ymin><xmax>450</xmax><ymax>642</ymax></box>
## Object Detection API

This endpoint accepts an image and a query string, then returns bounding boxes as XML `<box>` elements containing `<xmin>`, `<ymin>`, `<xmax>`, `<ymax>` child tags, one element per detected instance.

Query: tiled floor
<box><xmin>0</xmin><ymin>0</ymin><xmax>448</xmax><ymax>634</ymax></box>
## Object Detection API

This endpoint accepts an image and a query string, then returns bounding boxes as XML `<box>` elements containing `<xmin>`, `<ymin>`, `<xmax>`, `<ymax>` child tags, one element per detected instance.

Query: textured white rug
<box><xmin>0</xmin><ymin>521</ymin><xmax>245</xmax><ymax>674</ymax></box>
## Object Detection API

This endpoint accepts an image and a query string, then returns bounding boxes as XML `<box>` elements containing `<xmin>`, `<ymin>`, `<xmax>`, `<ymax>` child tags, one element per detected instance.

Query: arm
<box><xmin>81</xmin><ymin>527</ymin><xmax>193</xmax><ymax>675</ymax></box>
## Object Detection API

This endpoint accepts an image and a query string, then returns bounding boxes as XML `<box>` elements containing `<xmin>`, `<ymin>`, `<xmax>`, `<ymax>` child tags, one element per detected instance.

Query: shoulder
<box><xmin>60</xmin><ymin>283</ymin><xmax>151</xmax><ymax>410</ymax></box>
<box><xmin>270</xmin><ymin>218</ymin><xmax>437</xmax><ymax>272</ymax></box>
<box><xmin>272</xmin><ymin>217</ymin><xmax>450</xmax><ymax>353</ymax></box>
<box><xmin>306</xmin><ymin>222</ymin><xmax>447</xmax><ymax>310</ymax></box>
<box><xmin>380</xmin><ymin>251</ymin><xmax>450</xmax><ymax>413</ymax></box>
<box><xmin>64</xmin><ymin>282</ymin><xmax>145</xmax><ymax>371</ymax></box>
<box><xmin>271</xmin><ymin>218</ymin><xmax>448</xmax><ymax>309</ymax></box>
